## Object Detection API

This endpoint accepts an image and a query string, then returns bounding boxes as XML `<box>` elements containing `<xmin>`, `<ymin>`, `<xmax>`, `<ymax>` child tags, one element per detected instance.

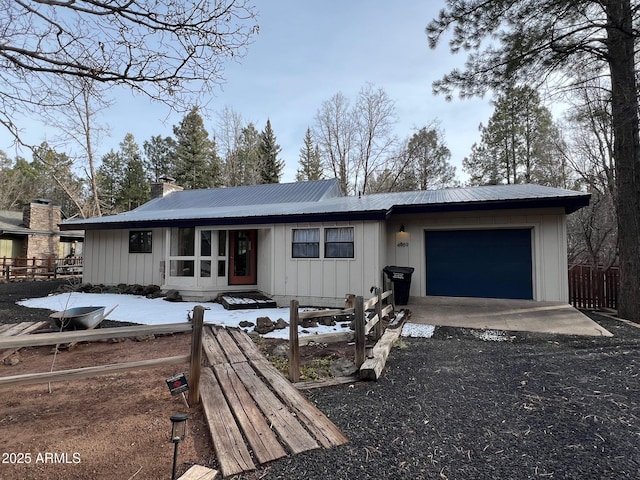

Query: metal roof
<box><xmin>0</xmin><ymin>210</ymin><xmax>25</xmax><ymax>235</ymax></box>
<box><xmin>60</xmin><ymin>181</ymin><xmax>590</xmax><ymax>231</ymax></box>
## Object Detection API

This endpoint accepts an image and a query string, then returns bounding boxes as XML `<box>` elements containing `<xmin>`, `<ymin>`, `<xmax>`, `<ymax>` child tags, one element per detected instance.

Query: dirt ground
<box><xmin>0</xmin><ymin>280</ymin><xmax>352</xmax><ymax>480</ymax></box>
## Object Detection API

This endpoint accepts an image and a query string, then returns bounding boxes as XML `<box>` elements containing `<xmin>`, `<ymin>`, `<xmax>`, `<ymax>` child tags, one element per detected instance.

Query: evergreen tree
<box><xmin>258</xmin><ymin>119</ymin><xmax>283</xmax><ymax>183</ymax></box>
<box><xmin>143</xmin><ymin>135</ymin><xmax>177</xmax><ymax>181</ymax></box>
<box><xmin>173</xmin><ymin>106</ymin><xmax>222</xmax><ymax>189</ymax></box>
<box><xmin>234</xmin><ymin>123</ymin><xmax>261</xmax><ymax>185</ymax></box>
<box><xmin>118</xmin><ymin>133</ymin><xmax>149</xmax><ymax>210</ymax></box>
<box><xmin>406</xmin><ymin>127</ymin><xmax>457</xmax><ymax>190</ymax></box>
<box><xmin>463</xmin><ymin>87</ymin><xmax>563</xmax><ymax>186</ymax></box>
<box><xmin>296</xmin><ymin>127</ymin><xmax>324</xmax><ymax>182</ymax></box>
<box><xmin>97</xmin><ymin>150</ymin><xmax>125</xmax><ymax>214</ymax></box>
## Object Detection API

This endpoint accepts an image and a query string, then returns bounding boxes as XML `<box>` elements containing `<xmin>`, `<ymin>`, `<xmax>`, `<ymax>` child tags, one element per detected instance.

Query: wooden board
<box><xmin>200</xmin><ymin>369</ymin><xmax>255</xmax><ymax>477</ymax></box>
<box><xmin>177</xmin><ymin>464</ymin><xmax>218</xmax><ymax>480</ymax></box>
<box><xmin>0</xmin><ymin>355</ymin><xmax>190</xmax><ymax>389</ymax></box>
<box><xmin>0</xmin><ymin>322</ymin><xmax>192</xmax><ymax>350</ymax></box>
<box><xmin>236</xmin><ymin>334</ymin><xmax>348</xmax><ymax>448</ymax></box>
<box><xmin>212</xmin><ymin>328</ymin><xmax>246</xmax><ymax>364</ymax></box>
<box><xmin>251</xmin><ymin>357</ymin><xmax>349</xmax><ymax>449</ymax></box>
<box><xmin>213</xmin><ymin>362</ymin><xmax>287</xmax><ymax>464</ymax></box>
<box><xmin>359</xmin><ymin>316</ymin><xmax>406</xmax><ymax>381</ymax></box>
<box><xmin>1</xmin><ymin>321</ymin><xmax>54</xmax><ymax>361</ymax></box>
<box><xmin>232</xmin><ymin>361</ymin><xmax>319</xmax><ymax>455</ymax></box>
<box><xmin>202</xmin><ymin>327</ymin><xmax>227</xmax><ymax>366</ymax></box>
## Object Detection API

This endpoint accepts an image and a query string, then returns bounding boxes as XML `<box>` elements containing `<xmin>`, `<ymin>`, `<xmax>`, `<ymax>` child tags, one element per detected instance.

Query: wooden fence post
<box><xmin>354</xmin><ymin>296</ymin><xmax>365</xmax><ymax>368</ymax></box>
<box><xmin>188</xmin><ymin>306</ymin><xmax>204</xmax><ymax>406</ymax></box>
<box><xmin>289</xmin><ymin>299</ymin><xmax>300</xmax><ymax>382</ymax></box>
<box><xmin>374</xmin><ymin>287</ymin><xmax>383</xmax><ymax>341</ymax></box>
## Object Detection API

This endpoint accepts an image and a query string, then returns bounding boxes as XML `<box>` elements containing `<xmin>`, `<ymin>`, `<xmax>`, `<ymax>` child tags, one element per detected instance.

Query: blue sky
<box><xmin>1</xmin><ymin>1</ymin><xmax>495</xmax><ymax>184</ymax></box>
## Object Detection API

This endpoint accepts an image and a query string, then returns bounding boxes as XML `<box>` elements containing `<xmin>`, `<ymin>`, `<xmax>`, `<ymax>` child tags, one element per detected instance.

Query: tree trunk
<box><xmin>606</xmin><ymin>0</ymin><xmax>640</xmax><ymax>321</ymax></box>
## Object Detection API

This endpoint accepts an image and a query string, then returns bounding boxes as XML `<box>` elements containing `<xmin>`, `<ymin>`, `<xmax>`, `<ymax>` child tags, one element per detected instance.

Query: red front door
<box><xmin>229</xmin><ymin>230</ymin><xmax>257</xmax><ymax>285</ymax></box>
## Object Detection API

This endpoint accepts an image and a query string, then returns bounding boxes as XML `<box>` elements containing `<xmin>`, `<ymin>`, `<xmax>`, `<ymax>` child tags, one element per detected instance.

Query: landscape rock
<box><xmin>329</xmin><ymin>357</ymin><xmax>358</xmax><ymax>377</ymax></box>
<box><xmin>301</xmin><ymin>317</ymin><xmax>318</xmax><ymax>328</ymax></box>
<box><xmin>3</xmin><ymin>354</ymin><xmax>20</xmax><ymax>366</ymax></box>
<box><xmin>164</xmin><ymin>289</ymin><xmax>182</xmax><ymax>302</ymax></box>
<box><xmin>254</xmin><ymin>316</ymin><xmax>275</xmax><ymax>334</ymax></box>
<box><xmin>272</xmin><ymin>343</ymin><xmax>290</xmax><ymax>357</ymax></box>
<box><xmin>274</xmin><ymin>318</ymin><xmax>289</xmax><ymax>330</ymax></box>
<box><xmin>239</xmin><ymin>320</ymin><xmax>255</xmax><ymax>328</ymax></box>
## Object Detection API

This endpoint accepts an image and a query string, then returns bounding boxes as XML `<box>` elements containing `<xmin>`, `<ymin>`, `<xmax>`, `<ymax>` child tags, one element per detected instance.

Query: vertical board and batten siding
<box><xmin>270</xmin><ymin>221</ymin><xmax>382</xmax><ymax>307</ymax></box>
<box><xmin>385</xmin><ymin>208</ymin><xmax>570</xmax><ymax>303</ymax></box>
<box><xmin>83</xmin><ymin>229</ymin><xmax>165</xmax><ymax>286</ymax></box>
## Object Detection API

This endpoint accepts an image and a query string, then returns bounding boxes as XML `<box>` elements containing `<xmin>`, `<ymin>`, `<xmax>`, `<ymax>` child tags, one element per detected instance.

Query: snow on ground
<box><xmin>19</xmin><ymin>291</ymin><xmax>435</xmax><ymax>340</ymax></box>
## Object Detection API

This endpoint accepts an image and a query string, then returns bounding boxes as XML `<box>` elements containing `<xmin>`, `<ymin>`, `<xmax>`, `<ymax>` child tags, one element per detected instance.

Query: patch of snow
<box><xmin>472</xmin><ymin>329</ymin><xmax>515</xmax><ymax>342</ymax></box>
<box><xmin>402</xmin><ymin>323</ymin><xmax>436</xmax><ymax>338</ymax></box>
<box><xmin>17</xmin><ymin>292</ymin><xmax>349</xmax><ymax>340</ymax></box>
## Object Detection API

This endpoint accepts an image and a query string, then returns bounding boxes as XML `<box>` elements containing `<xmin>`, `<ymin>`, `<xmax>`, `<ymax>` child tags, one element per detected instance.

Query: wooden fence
<box><xmin>288</xmin><ymin>287</ymin><xmax>395</xmax><ymax>382</ymax></box>
<box><xmin>1</xmin><ymin>256</ymin><xmax>83</xmax><ymax>279</ymax></box>
<box><xmin>568</xmin><ymin>265</ymin><xmax>619</xmax><ymax>310</ymax></box>
<box><xmin>0</xmin><ymin>307</ymin><xmax>206</xmax><ymax>406</ymax></box>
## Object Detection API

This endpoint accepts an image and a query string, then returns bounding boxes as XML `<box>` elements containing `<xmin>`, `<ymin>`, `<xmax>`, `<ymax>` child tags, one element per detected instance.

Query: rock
<box><xmin>3</xmin><ymin>354</ymin><xmax>20</xmax><ymax>366</ymax></box>
<box><xmin>254</xmin><ymin>316</ymin><xmax>275</xmax><ymax>334</ymax></box>
<box><xmin>274</xmin><ymin>318</ymin><xmax>289</xmax><ymax>330</ymax></box>
<box><xmin>319</xmin><ymin>316</ymin><xmax>336</xmax><ymax>326</ymax></box>
<box><xmin>330</xmin><ymin>357</ymin><xmax>358</xmax><ymax>377</ymax></box>
<box><xmin>239</xmin><ymin>320</ymin><xmax>255</xmax><ymax>328</ymax></box>
<box><xmin>143</xmin><ymin>284</ymin><xmax>161</xmax><ymax>296</ymax></box>
<box><xmin>272</xmin><ymin>343</ymin><xmax>290</xmax><ymax>357</ymax></box>
<box><xmin>301</xmin><ymin>317</ymin><xmax>318</xmax><ymax>328</ymax></box>
<box><xmin>134</xmin><ymin>335</ymin><xmax>155</xmax><ymax>342</ymax></box>
<box><xmin>164</xmin><ymin>289</ymin><xmax>182</xmax><ymax>302</ymax></box>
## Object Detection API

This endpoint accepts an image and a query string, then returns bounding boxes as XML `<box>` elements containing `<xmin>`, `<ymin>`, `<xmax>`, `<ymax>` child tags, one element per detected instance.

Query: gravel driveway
<box><xmin>2</xmin><ymin>281</ymin><xmax>639</xmax><ymax>479</ymax></box>
<box><xmin>242</xmin><ymin>312</ymin><xmax>640</xmax><ymax>480</ymax></box>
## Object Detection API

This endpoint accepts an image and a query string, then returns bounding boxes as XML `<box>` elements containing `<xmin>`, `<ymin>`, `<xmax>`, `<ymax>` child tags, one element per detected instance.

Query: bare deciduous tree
<box><xmin>0</xmin><ymin>0</ymin><xmax>258</xmax><ymax>145</ymax></box>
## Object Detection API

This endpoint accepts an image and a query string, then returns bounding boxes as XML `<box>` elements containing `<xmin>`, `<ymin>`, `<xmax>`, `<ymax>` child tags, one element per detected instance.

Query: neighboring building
<box><xmin>0</xmin><ymin>200</ymin><xmax>84</xmax><ymax>260</ymax></box>
<box><xmin>60</xmin><ymin>179</ymin><xmax>589</xmax><ymax>307</ymax></box>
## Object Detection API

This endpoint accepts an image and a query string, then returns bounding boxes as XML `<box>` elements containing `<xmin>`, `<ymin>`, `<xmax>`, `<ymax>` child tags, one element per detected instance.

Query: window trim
<box><xmin>292</xmin><ymin>228</ymin><xmax>320</xmax><ymax>258</ymax></box>
<box><xmin>324</xmin><ymin>227</ymin><xmax>355</xmax><ymax>258</ymax></box>
<box><xmin>129</xmin><ymin>230</ymin><xmax>153</xmax><ymax>254</ymax></box>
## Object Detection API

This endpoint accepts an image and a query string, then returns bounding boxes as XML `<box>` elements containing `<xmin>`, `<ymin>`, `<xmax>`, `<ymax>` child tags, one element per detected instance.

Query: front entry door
<box><xmin>229</xmin><ymin>230</ymin><xmax>257</xmax><ymax>285</ymax></box>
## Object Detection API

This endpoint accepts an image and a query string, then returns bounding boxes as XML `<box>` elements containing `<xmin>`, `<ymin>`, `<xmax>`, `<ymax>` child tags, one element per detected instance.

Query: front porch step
<box><xmin>217</xmin><ymin>291</ymin><xmax>277</xmax><ymax>310</ymax></box>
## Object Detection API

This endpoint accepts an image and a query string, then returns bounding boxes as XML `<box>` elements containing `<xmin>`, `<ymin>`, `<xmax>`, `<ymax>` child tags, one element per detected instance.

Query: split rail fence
<box><xmin>568</xmin><ymin>265</ymin><xmax>619</xmax><ymax>310</ymax></box>
<box><xmin>1</xmin><ymin>256</ymin><xmax>83</xmax><ymax>279</ymax></box>
<box><xmin>0</xmin><ymin>308</ymin><xmax>205</xmax><ymax>406</ymax></box>
<box><xmin>288</xmin><ymin>287</ymin><xmax>397</xmax><ymax>382</ymax></box>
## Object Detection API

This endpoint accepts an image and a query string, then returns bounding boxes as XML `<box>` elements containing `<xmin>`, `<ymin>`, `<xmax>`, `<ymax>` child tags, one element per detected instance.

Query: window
<box><xmin>170</xmin><ymin>227</ymin><xmax>195</xmax><ymax>256</ymax></box>
<box><xmin>292</xmin><ymin>228</ymin><xmax>320</xmax><ymax>258</ymax></box>
<box><xmin>325</xmin><ymin>227</ymin><xmax>354</xmax><ymax>258</ymax></box>
<box><xmin>129</xmin><ymin>231</ymin><xmax>152</xmax><ymax>253</ymax></box>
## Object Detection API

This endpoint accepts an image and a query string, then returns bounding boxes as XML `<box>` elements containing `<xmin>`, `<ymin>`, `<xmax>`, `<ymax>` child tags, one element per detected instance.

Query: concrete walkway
<box><xmin>405</xmin><ymin>296</ymin><xmax>612</xmax><ymax>337</ymax></box>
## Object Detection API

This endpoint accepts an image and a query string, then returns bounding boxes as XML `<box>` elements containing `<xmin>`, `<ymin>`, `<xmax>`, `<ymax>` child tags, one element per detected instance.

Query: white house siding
<box><xmin>270</xmin><ymin>221</ymin><xmax>383</xmax><ymax>307</ymax></box>
<box><xmin>82</xmin><ymin>229</ymin><xmax>165</xmax><ymax>286</ymax></box>
<box><xmin>385</xmin><ymin>208</ymin><xmax>570</xmax><ymax>303</ymax></box>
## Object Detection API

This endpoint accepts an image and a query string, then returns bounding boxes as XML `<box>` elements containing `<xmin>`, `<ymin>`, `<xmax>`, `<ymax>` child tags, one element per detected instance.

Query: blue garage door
<box><xmin>425</xmin><ymin>229</ymin><xmax>533</xmax><ymax>299</ymax></box>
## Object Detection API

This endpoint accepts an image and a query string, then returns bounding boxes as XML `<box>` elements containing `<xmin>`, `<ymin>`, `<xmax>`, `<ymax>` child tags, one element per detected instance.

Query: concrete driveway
<box><xmin>405</xmin><ymin>296</ymin><xmax>612</xmax><ymax>337</ymax></box>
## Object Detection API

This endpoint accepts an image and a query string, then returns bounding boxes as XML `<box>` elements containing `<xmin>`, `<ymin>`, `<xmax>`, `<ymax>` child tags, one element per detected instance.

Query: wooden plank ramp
<box><xmin>0</xmin><ymin>321</ymin><xmax>49</xmax><ymax>362</ymax></box>
<box><xmin>200</xmin><ymin>325</ymin><xmax>349</xmax><ymax>477</ymax></box>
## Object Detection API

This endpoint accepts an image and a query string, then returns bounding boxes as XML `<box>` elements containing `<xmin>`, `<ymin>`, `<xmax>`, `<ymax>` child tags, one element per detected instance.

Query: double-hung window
<box><xmin>325</xmin><ymin>227</ymin><xmax>354</xmax><ymax>258</ymax></box>
<box><xmin>292</xmin><ymin>228</ymin><xmax>320</xmax><ymax>258</ymax></box>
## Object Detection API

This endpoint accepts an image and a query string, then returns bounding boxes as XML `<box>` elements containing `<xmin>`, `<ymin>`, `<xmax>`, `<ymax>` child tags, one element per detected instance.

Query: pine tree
<box><xmin>258</xmin><ymin>119</ymin><xmax>283</xmax><ymax>184</ymax></box>
<box><xmin>143</xmin><ymin>135</ymin><xmax>177</xmax><ymax>182</ymax></box>
<box><xmin>118</xmin><ymin>133</ymin><xmax>149</xmax><ymax>210</ymax></box>
<box><xmin>173</xmin><ymin>106</ymin><xmax>221</xmax><ymax>189</ymax></box>
<box><xmin>296</xmin><ymin>127</ymin><xmax>323</xmax><ymax>181</ymax></box>
<box><xmin>463</xmin><ymin>87</ymin><xmax>563</xmax><ymax>186</ymax></box>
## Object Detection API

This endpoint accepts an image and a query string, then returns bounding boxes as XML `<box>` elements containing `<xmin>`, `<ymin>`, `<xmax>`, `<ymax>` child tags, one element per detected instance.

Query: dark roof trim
<box><xmin>63</xmin><ymin>210</ymin><xmax>390</xmax><ymax>231</ymax></box>
<box><xmin>391</xmin><ymin>195</ymin><xmax>590</xmax><ymax>215</ymax></box>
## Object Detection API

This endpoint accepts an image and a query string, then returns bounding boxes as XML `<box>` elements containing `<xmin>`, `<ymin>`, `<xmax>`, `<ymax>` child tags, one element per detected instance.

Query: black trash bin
<box><xmin>383</xmin><ymin>266</ymin><xmax>415</xmax><ymax>305</ymax></box>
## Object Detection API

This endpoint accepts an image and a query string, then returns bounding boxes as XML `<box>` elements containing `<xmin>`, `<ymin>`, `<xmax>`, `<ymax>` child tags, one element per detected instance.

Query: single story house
<box><xmin>60</xmin><ymin>178</ymin><xmax>589</xmax><ymax>307</ymax></box>
<box><xmin>1</xmin><ymin>199</ymin><xmax>83</xmax><ymax>260</ymax></box>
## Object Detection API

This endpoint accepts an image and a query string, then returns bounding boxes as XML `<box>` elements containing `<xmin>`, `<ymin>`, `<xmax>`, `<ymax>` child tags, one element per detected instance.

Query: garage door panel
<box><xmin>425</xmin><ymin>229</ymin><xmax>533</xmax><ymax>300</ymax></box>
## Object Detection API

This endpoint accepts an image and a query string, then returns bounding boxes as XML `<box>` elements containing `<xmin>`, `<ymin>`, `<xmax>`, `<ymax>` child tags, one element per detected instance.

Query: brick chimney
<box><xmin>23</xmin><ymin>199</ymin><xmax>61</xmax><ymax>231</ymax></box>
<box><xmin>151</xmin><ymin>176</ymin><xmax>183</xmax><ymax>198</ymax></box>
